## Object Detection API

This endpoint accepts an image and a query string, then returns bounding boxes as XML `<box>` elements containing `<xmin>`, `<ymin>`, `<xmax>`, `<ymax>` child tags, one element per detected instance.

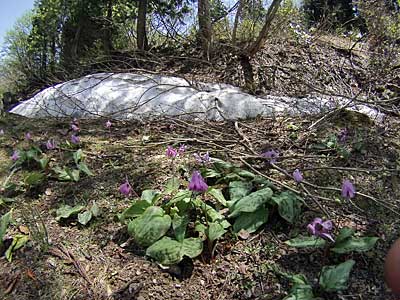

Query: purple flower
<box><xmin>341</xmin><ymin>180</ymin><xmax>356</xmax><ymax>199</ymax></box>
<box><xmin>166</xmin><ymin>146</ymin><xmax>178</xmax><ymax>158</ymax></box>
<box><xmin>25</xmin><ymin>132</ymin><xmax>32</xmax><ymax>141</ymax></box>
<box><xmin>178</xmin><ymin>144</ymin><xmax>187</xmax><ymax>155</ymax></box>
<box><xmin>105</xmin><ymin>120</ymin><xmax>112</xmax><ymax>129</ymax></box>
<box><xmin>307</xmin><ymin>218</ymin><xmax>335</xmax><ymax>242</ymax></box>
<box><xmin>261</xmin><ymin>150</ymin><xmax>279</xmax><ymax>164</ymax></box>
<box><xmin>46</xmin><ymin>139</ymin><xmax>57</xmax><ymax>150</ymax></box>
<box><xmin>11</xmin><ymin>150</ymin><xmax>20</xmax><ymax>162</ymax></box>
<box><xmin>119</xmin><ymin>178</ymin><xmax>132</xmax><ymax>197</ymax></box>
<box><xmin>338</xmin><ymin>128</ymin><xmax>348</xmax><ymax>143</ymax></box>
<box><xmin>293</xmin><ymin>169</ymin><xmax>303</xmax><ymax>183</ymax></box>
<box><xmin>71</xmin><ymin>124</ymin><xmax>80</xmax><ymax>132</ymax></box>
<box><xmin>188</xmin><ymin>170</ymin><xmax>208</xmax><ymax>193</ymax></box>
<box><xmin>194</xmin><ymin>152</ymin><xmax>211</xmax><ymax>164</ymax></box>
<box><xmin>71</xmin><ymin>135</ymin><xmax>80</xmax><ymax>144</ymax></box>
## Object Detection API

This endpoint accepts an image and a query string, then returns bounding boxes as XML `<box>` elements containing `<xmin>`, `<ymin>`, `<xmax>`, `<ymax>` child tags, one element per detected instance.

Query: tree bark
<box><xmin>198</xmin><ymin>0</ymin><xmax>213</xmax><ymax>58</ymax></box>
<box><xmin>137</xmin><ymin>0</ymin><xmax>148</xmax><ymax>51</ymax></box>
<box><xmin>103</xmin><ymin>0</ymin><xmax>113</xmax><ymax>54</ymax></box>
<box><xmin>247</xmin><ymin>0</ymin><xmax>283</xmax><ymax>57</ymax></box>
<box><xmin>232</xmin><ymin>0</ymin><xmax>245</xmax><ymax>45</ymax></box>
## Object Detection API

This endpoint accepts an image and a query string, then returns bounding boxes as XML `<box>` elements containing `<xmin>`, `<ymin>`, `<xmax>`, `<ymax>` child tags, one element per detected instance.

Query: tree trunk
<box><xmin>137</xmin><ymin>0</ymin><xmax>148</xmax><ymax>51</ymax></box>
<box><xmin>198</xmin><ymin>0</ymin><xmax>212</xmax><ymax>58</ymax></box>
<box><xmin>247</xmin><ymin>0</ymin><xmax>283</xmax><ymax>57</ymax></box>
<box><xmin>232</xmin><ymin>0</ymin><xmax>245</xmax><ymax>45</ymax></box>
<box><xmin>103</xmin><ymin>0</ymin><xmax>113</xmax><ymax>54</ymax></box>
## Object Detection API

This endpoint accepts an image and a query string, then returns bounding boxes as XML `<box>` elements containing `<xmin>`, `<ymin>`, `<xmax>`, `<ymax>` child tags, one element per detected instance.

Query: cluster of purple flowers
<box><xmin>165</xmin><ymin>144</ymin><xmax>186</xmax><ymax>158</ymax></box>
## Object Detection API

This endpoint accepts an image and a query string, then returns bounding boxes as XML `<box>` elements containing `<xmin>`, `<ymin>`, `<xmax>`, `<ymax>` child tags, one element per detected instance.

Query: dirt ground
<box><xmin>0</xmin><ymin>109</ymin><xmax>400</xmax><ymax>300</ymax></box>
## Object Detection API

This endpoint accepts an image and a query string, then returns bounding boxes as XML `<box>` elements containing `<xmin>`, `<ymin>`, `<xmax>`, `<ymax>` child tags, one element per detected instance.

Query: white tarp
<box><xmin>10</xmin><ymin>72</ymin><xmax>384</xmax><ymax>122</ymax></box>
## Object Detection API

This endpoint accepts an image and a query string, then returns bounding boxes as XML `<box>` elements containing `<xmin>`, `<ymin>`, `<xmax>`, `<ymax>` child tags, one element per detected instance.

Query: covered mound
<box><xmin>10</xmin><ymin>72</ymin><xmax>384</xmax><ymax>121</ymax></box>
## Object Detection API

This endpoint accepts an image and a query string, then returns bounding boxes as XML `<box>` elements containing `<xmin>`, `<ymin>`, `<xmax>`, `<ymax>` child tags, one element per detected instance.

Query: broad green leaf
<box><xmin>223</xmin><ymin>173</ymin><xmax>244</xmax><ymax>182</ymax></box>
<box><xmin>141</xmin><ymin>190</ymin><xmax>162</xmax><ymax>204</ymax></box>
<box><xmin>5</xmin><ymin>234</ymin><xmax>29</xmax><ymax>262</ymax></box>
<box><xmin>229</xmin><ymin>188</ymin><xmax>273</xmax><ymax>218</ymax></box>
<box><xmin>78</xmin><ymin>211</ymin><xmax>93</xmax><ymax>225</ymax></box>
<box><xmin>128</xmin><ymin>206</ymin><xmax>171</xmax><ymax>247</ymax></box>
<box><xmin>193</xmin><ymin>199</ymin><xmax>230</xmax><ymax>229</ymax></box>
<box><xmin>73</xmin><ymin>149</ymin><xmax>83</xmax><ymax>164</ymax></box>
<box><xmin>78</xmin><ymin>162</ymin><xmax>94</xmax><ymax>176</ymax></box>
<box><xmin>165</xmin><ymin>177</ymin><xmax>180</xmax><ymax>193</ymax></box>
<box><xmin>228</xmin><ymin>181</ymin><xmax>253</xmax><ymax>205</ymax></box>
<box><xmin>24</xmin><ymin>172</ymin><xmax>46</xmax><ymax>187</ymax></box>
<box><xmin>285</xmin><ymin>236</ymin><xmax>327</xmax><ymax>248</ymax></box>
<box><xmin>90</xmin><ymin>202</ymin><xmax>101</xmax><ymax>217</ymax></box>
<box><xmin>234</xmin><ymin>169</ymin><xmax>255</xmax><ymax>179</ymax></box>
<box><xmin>56</xmin><ymin>205</ymin><xmax>85</xmax><ymax>221</ymax></box>
<box><xmin>119</xmin><ymin>200</ymin><xmax>151</xmax><ymax>222</ymax></box>
<box><xmin>172</xmin><ymin>214</ymin><xmax>188</xmax><ymax>242</ymax></box>
<box><xmin>213</xmin><ymin>159</ymin><xmax>234</xmax><ymax>171</ymax></box>
<box><xmin>26</xmin><ymin>148</ymin><xmax>40</xmax><ymax>161</ymax></box>
<box><xmin>0</xmin><ymin>197</ymin><xmax>14</xmax><ymax>206</ymax></box>
<box><xmin>38</xmin><ymin>157</ymin><xmax>49</xmax><ymax>170</ymax></box>
<box><xmin>207</xmin><ymin>188</ymin><xmax>227</xmax><ymax>207</ymax></box>
<box><xmin>319</xmin><ymin>260</ymin><xmax>355</xmax><ymax>292</ymax></box>
<box><xmin>146</xmin><ymin>237</ymin><xmax>203</xmax><ymax>265</ymax></box>
<box><xmin>202</xmin><ymin>168</ymin><xmax>221</xmax><ymax>179</ymax></box>
<box><xmin>331</xmin><ymin>237</ymin><xmax>379</xmax><ymax>254</ymax></box>
<box><xmin>284</xmin><ymin>284</ymin><xmax>315</xmax><ymax>300</ymax></box>
<box><xmin>271</xmin><ymin>191</ymin><xmax>302</xmax><ymax>223</ymax></box>
<box><xmin>53</xmin><ymin>167</ymin><xmax>80</xmax><ymax>182</ymax></box>
<box><xmin>335</xmin><ymin>227</ymin><xmax>355</xmax><ymax>243</ymax></box>
<box><xmin>0</xmin><ymin>210</ymin><xmax>12</xmax><ymax>246</ymax></box>
<box><xmin>233</xmin><ymin>207</ymin><xmax>268</xmax><ymax>233</ymax></box>
<box><xmin>206</xmin><ymin>222</ymin><xmax>227</xmax><ymax>243</ymax></box>
<box><xmin>167</xmin><ymin>190</ymin><xmax>192</xmax><ymax>206</ymax></box>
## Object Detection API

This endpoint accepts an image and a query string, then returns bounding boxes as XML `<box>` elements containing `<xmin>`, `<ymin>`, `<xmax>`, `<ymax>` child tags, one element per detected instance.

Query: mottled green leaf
<box><xmin>141</xmin><ymin>190</ymin><xmax>162</xmax><ymax>204</ymax></box>
<box><xmin>128</xmin><ymin>206</ymin><xmax>171</xmax><ymax>247</ymax></box>
<box><xmin>285</xmin><ymin>236</ymin><xmax>326</xmax><ymax>248</ymax></box>
<box><xmin>233</xmin><ymin>206</ymin><xmax>268</xmax><ymax>233</ymax></box>
<box><xmin>271</xmin><ymin>191</ymin><xmax>302</xmax><ymax>223</ymax></box>
<box><xmin>332</xmin><ymin>237</ymin><xmax>378</xmax><ymax>254</ymax></box>
<box><xmin>206</xmin><ymin>222</ymin><xmax>227</xmax><ymax>243</ymax></box>
<box><xmin>146</xmin><ymin>237</ymin><xmax>203</xmax><ymax>265</ymax></box>
<box><xmin>78</xmin><ymin>162</ymin><xmax>93</xmax><ymax>176</ymax></box>
<box><xmin>0</xmin><ymin>210</ymin><xmax>12</xmax><ymax>246</ymax></box>
<box><xmin>229</xmin><ymin>188</ymin><xmax>273</xmax><ymax>218</ymax></box>
<box><xmin>228</xmin><ymin>181</ymin><xmax>253</xmax><ymax>205</ymax></box>
<box><xmin>56</xmin><ymin>205</ymin><xmax>85</xmax><ymax>221</ymax></box>
<box><xmin>319</xmin><ymin>260</ymin><xmax>355</xmax><ymax>292</ymax></box>
<box><xmin>78</xmin><ymin>211</ymin><xmax>93</xmax><ymax>225</ymax></box>
<box><xmin>207</xmin><ymin>188</ymin><xmax>227</xmax><ymax>207</ymax></box>
<box><xmin>5</xmin><ymin>234</ymin><xmax>29</xmax><ymax>262</ymax></box>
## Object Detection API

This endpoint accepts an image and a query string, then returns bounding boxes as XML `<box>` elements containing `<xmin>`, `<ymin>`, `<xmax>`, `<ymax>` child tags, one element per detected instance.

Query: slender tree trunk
<box><xmin>137</xmin><ymin>0</ymin><xmax>148</xmax><ymax>50</ymax></box>
<box><xmin>232</xmin><ymin>0</ymin><xmax>245</xmax><ymax>44</ymax></box>
<box><xmin>247</xmin><ymin>0</ymin><xmax>283</xmax><ymax>57</ymax></box>
<box><xmin>103</xmin><ymin>0</ymin><xmax>113</xmax><ymax>54</ymax></box>
<box><xmin>198</xmin><ymin>0</ymin><xmax>212</xmax><ymax>58</ymax></box>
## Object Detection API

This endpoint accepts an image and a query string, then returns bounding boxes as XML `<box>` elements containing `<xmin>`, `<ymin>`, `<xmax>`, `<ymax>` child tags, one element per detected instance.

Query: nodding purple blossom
<box><xmin>188</xmin><ymin>170</ymin><xmax>208</xmax><ymax>193</ymax></box>
<box><xmin>178</xmin><ymin>144</ymin><xmax>187</xmax><ymax>155</ymax></box>
<box><xmin>307</xmin><ymin>218</ymin><xmax>335</xmax><ymax>242</ymax></box>
<box><xmin>166</xmin><ymin>146</ymin><xmax>178</xmax><ymax>158</ymax></box>
<box><xmin>261</xmin><ymin>150</ymin><xmax>279</xmax><ymax>164</ymax></box>
<box><xmin>341</xmin><ymin>180</ymin><xmax>356</xmax><ymax>199</ymax></box>
<box><xmin>119</xmin><ymin>178</ymin><xmax>132</xmax><ymax>197</ymax></box>
<box><xmin>338</xmin><ymin>128</ymin><xmax>348</xmax><ymax>143</ymax></box>
<box><xmin>71</xmin><ymin>124</ymin><xmax>80</xmax><ymax>132</ymax></box>
<box><xmin>25</xmin><ymin>132</ymin><xmax>32</xmax><ymax>141</ymax></box>
<box><xmin>105</xmin><ymin>120</ymin><xmax>112</xmax><ymax>129</ymax></box>
<box><xmin>194</xmin><ymin>152</ymin><xmax>211</xmax><ymax>165</ymax></box>
<box><xmin>46</xmin><ymin>139</ymin><xmax>57</xmax><ymax>150</ymax></box>
<box><xmin>71</xmin><ymin>134</ymin><xmax>80</xmax><ymax>144</ymax></box>
<box><xmin>293</xmin><ymin>169</ymin><xmax>303</xmax><ymax>183</ymax></box>
<box><xmin>11</xmin><ymin>150</ymin><xmax>20</xmax><ymax>162</ymax></box>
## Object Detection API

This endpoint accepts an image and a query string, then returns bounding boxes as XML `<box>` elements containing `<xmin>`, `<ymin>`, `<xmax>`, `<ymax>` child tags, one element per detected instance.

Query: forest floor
<box><xmin>0</xmin><ymin>34</ymin><xmax>400</xmax><ymax>300</ymax></box>
<box><xmin>0</xmin><ymin>109</ymin><xmax>400</xmax><ymax>300</ymax></box>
